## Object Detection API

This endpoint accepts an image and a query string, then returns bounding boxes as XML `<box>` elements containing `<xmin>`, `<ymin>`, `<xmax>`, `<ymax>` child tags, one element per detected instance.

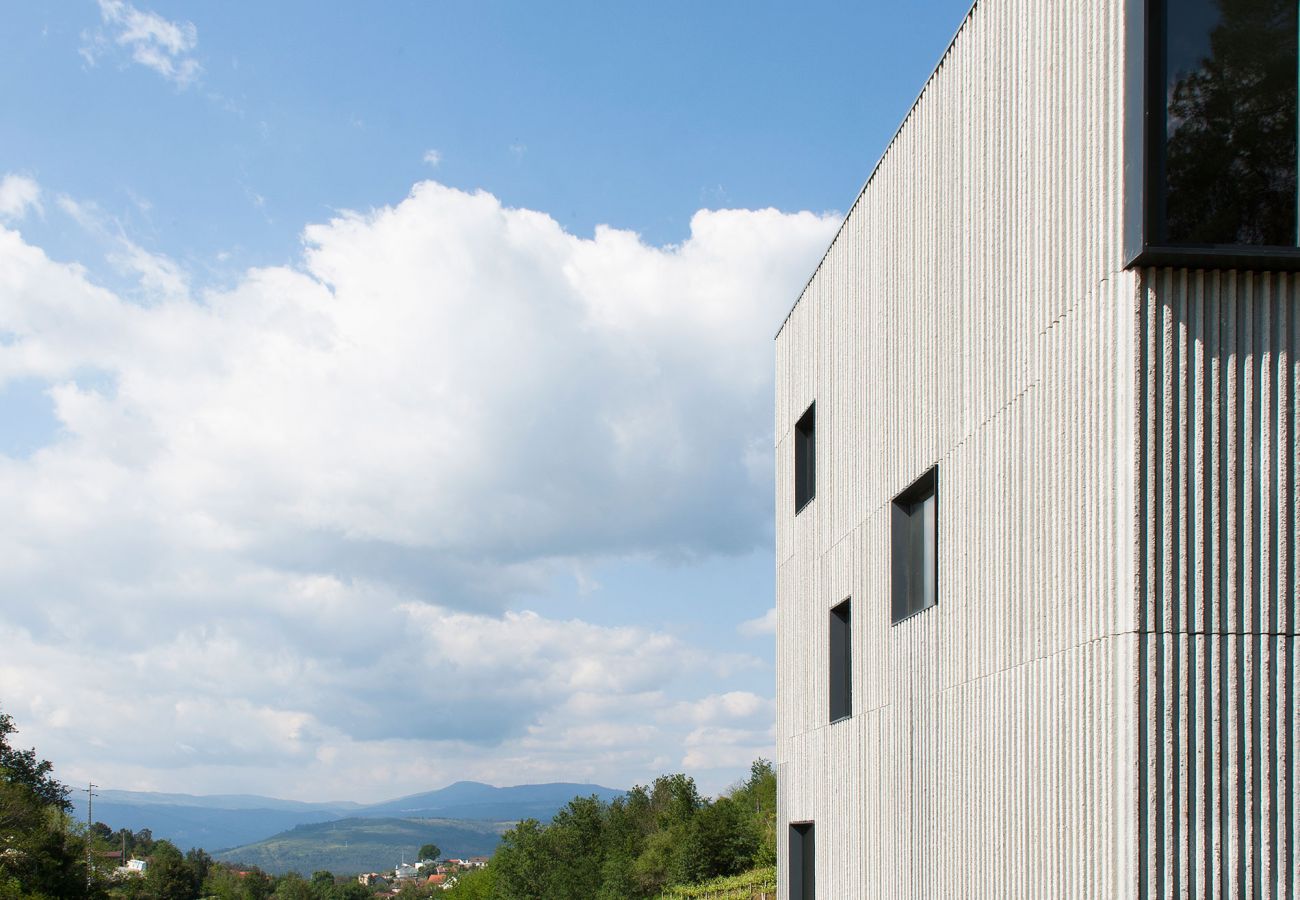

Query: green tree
<box><xmin>594</xmin><ymin>793</ymin><xmax>648</xmax><ymax>900</ymax></box>
<box><xmin>728</xmin><ymin>758</ymin><xmax>776</xmax><ymax>866</ymax></box>
<box><xmin>679</xmin><ymin>796</ymin><xmax>758</xmax><ymax>883</ymax></box>
<box><xmin>240</xmin><ymin>869</ymin><xmax>275</xmax><ymax>900</ymax></box>
<box><xmin>417</xmin><ymin>842</ymin><xmax>441</xmax><ymax>861</ymax></box>
<box><xmin>0</xmin><ymin>707</ymin><xmax>71</xmax><ymax>811</ymax></box>
<box><xmin>0</xmin><ymin>707</ymin><xmax>102</xmax><ymax>899</ymax></box>
<box><xmin>489</xmin><ymin>818</ymin><xmax>550</xmax><ymax>900</ymax></box>
<box><xmin>0</xmin><ymin>779</ymin><xmax>98</xmax><ymax>899</ymax></box>
<box><xmin>478</xmin><ymin>762</ymin><xmax>777</xmax><ymax>899</ymax></box>
<box><xmin>629</xmin><ymin>828</ymin><xmax>678</xmax><ymax>896</ymax></box>
<box><xmin>544</xmin><ymin>795</ymin><xmax>608</xmax><ymax>899</ymax></box>
<box><xmin>629</xmin><ymin>773</ymin><xmax>704</xmax><ymax>893</ymax></box>
<box><xmin>200</xmin><ymin>865</ymin><xmax>241</xmax><ymax>900</ymax></box>
<box><xmin>269</xmin><ymin>871</ymin><xmax>313</xmax><ymax>900</ymax></box>
<box><xmin>647</xmin><ymin>774</ymin><xmax>702</xmax><ymax>832</ymax></box>
<box><xmin>441</xmin><ymin>865</ymin><xmax>494</xmax><ymax>899</ymax></box>
<box><xmin>136</xmin><ymin>840</ymin><xmax>201</xmax><ymax>899</ymax></box>
<box><xmin>184</xmin><ymin>848</ymin><xmax>213</xmax><ymax>888</ymax></box>
<box><xmin>202</xmin><ymin>864</ymin><xmax>274</xmax><ymax>900</ymax></box>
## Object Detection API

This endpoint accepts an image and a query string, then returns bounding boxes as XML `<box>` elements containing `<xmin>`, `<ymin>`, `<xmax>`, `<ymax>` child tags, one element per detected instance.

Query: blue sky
<box><xmin>0</xmin><ymin>0</ymin><xmax>971</xmax><ymax>801</ymax></box>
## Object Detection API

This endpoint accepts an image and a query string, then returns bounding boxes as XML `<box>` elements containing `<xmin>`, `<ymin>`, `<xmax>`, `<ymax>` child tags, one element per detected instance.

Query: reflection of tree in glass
<box><xmin>1165</xmin><ymin>0</ymin><xmax>1297</xmax><ymax>245</ymax></box>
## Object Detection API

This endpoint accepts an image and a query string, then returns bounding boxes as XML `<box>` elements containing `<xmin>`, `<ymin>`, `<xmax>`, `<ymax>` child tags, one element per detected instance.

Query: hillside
<box><xmin>73</xmin><ymin>781</ymin><xmax>625</xmax><ymax>852</ymax></box>
<box><xmin>94</xmin><ymin>789</ymin><xmax>361</xmax><ymax>813</ymax></box>
<box><xmin>355</xmin><ymin>780</ymin><xmax>627</xmax><ymax>821</ymax></box>
<box><xmin>213</xmin><ymin>816</ymin><xmax>509</xmax><ymax>875</ymax></box>
<box><xmin>72</xmin><ymin>799</ymin><xmax>348</xmax><ymax>853</ymax></box>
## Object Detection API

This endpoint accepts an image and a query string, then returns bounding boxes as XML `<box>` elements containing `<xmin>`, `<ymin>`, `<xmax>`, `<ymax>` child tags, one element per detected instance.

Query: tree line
<box><xmin>443</xmin><ymin>760</ymin><xmax>776</xmax><ymax>899</ymax></box>
<box><xmin>2</xmin><ymin>703</ymin><xmax>776</xmax><ymax>899</ymax></box>
<box><xmin>0</xmin><ymin>706</ymin><xmax>377</xmax><ymax>899</ymax></box>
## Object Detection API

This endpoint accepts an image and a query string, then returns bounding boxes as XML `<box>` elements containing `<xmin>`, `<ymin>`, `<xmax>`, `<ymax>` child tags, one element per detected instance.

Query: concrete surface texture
<box><xmin>773</xmin><ymin>1</ymin><xmax>1297</xmax><ymax>897</ymax></box>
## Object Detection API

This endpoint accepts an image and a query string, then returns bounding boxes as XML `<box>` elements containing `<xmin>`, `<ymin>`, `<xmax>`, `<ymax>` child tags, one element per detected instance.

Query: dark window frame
<box><xmin>789</xmin><ymin>822</ymin><xmax>815</xmax><ymax>900</ymax></box>
<box><xmin>890</xmin><ymin>466</ymin><xmax>938</xmax><ymax>626</ymax></box>
<box><xmin>828</xmin><ymin>598</ymin><xmax>852</xmax><ymax>723</ymax></box>
<box><xmin>1125</xmin><ymin>0</ymin><xmax>1300</xmax><ymax>270</ymax></box>
<box><xmin>794</xmin><ymin>403</ymin><xmax>816</xmax><ymax>514</ymax></box>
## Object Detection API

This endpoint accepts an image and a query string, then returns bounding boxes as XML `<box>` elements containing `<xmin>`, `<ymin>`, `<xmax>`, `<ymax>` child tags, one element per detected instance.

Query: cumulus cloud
<box><xmin>84</xmin><ymin>0</ymin><xmax>201</xmax><ymax>87</ymax></box>
<box><xmin>0</xmin><ymin>597</ymin><xmax>722</xmax><ymax>795</ymax></box>
<box><xmin>0</xmin><ymin>175</ymin><xmax>41</xmax><ymax>222</ymax></box>
<box><xmin>422</xmin><ymin>149</ymin><xmax>442</xmax><ymax>167</ymax></box>
<box><xmin>0</xmin><ymin>181</ymin><xmax>835</xmax><ymax>796</ymax></box>
<box><xmin>106</xmin><ymin>239</ymin><xmax>190</xmax><ymax>302</ymax></box>
<box><xmin>738</xmin><ymin>606</ymin><xmax>776</xmax><ymax>637</ymax></box>
<box><xmin>681</xmin><ymin>725</ymin><xmax>775</xmax><ymax>776</ymax></box>
<box><xmin>665</xmin><ymin>691</ymin><xmax>772</xmax><ymax>726</ymax></box>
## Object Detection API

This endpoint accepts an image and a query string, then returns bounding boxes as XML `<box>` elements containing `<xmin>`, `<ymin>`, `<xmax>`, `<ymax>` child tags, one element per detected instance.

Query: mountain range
<box><xmin>71</xmin><ymin>780</ymin><xmax>626</xmax><ymax>856</ymax></box>
<box><xmin>214</xmin><ymin>817</ymin><xmax>509</xmax><ymax>876</ymax></box>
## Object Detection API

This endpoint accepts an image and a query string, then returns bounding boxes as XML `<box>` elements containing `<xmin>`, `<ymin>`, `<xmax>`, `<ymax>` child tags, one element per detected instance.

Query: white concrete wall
<box><xmin>773</xmin><ymin>1</ymin><xmax>1297</xmax><ymax>898</ymax></box>
<box><xmin>1135</xmin><ymin>268</ymin><xmax>1298</xmax><ymax>899</ymax></box>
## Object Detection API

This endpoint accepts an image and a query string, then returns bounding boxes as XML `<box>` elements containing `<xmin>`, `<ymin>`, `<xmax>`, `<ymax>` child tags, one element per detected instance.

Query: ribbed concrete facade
<box><xmin>774</xmin><ymin>2</ymin><xmax>1297</xmax><ymax>898</ymax></box>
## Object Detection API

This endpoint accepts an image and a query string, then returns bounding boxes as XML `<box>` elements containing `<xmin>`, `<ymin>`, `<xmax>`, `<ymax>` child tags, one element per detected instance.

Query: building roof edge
<box><xmin>774</xmin><ymin>0</ymin><xmax>981</xmax><ymax>341</ymax></box>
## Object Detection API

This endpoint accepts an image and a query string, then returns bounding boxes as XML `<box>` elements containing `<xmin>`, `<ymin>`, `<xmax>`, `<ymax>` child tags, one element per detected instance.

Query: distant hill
<box><xmin>72</xmin><ymin>781</ymin><xmax>625</xmax><ymax>854</ymax></box>
<box><xmin>94</xmin><ymin>789</ymin><xmax>361</xmax><ymax>813</ymax></box>
<box><xmin>214</xmin><ymin>817</ymin><xmax>508</xmax><ymax>875</ymax></box>
<box><xmin>69</xmin><ymin>799</ymin><xmax>349</xmax><ymax>853</ymax></box>
<box><xmin>356</xmin><ymin>780</ymin><xmax>627</xmax><ymax>821</ymax></box>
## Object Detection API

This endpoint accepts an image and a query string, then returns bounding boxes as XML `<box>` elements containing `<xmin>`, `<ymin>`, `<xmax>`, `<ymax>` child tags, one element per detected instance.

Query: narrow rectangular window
<box><xmin>829</xmin><ymin>599</ymin><xmax>851</xmax><ymax>722</ymax></box>
<box><xmin>891</xmin><ymin>466</ymin><xmax>938</xmax><ymax>624</ymax></box>
<box><xmin>1148</xmin><ymin>0</ymin><xmax>1299</xmax><ymax>248</ymax></box>
<box><xmin>794</xmin><ymin>403</ymin><xmax>815</xmax><ymax>513</ymax></box>
<box><xmin>789</xmin><ymin>822</ymin><xmax>815</xmax><ymax>900</ymax></box>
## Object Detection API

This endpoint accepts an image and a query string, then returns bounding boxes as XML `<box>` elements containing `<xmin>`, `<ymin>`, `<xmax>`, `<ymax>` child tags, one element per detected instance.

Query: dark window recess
<box><xmin>1149</xmin><ymin>0</ymin><xmax>1299</xmax><ymax>248</ymax></box>
<box><xmin>794</xmin><ymin>403</ymin><xmax>815</xmax><ymax>513</ymax></box>
<box><xmin>789</xmin><ymin>822</ymin><xmax>815</xmax><ymax>900</ymax></box>
<box><xmin>829</xmin><ymin>599</ymin><xmax>852</xmax><ymax>722</ymax></box>
<box><xmin>891</xmin><ymin>466</ymin><xmax>938</xmax><ymax>624</ymax></box>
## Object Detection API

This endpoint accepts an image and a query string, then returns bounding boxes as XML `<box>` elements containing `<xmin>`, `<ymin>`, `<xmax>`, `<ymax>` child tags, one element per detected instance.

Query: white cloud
<box><xmin>55</xmin><ymin>193</ymin><xmax>190</xmax><ymax>303</ymax></box>
<box><xmin>87</xmin><ymin>0</ymin><xmax>201</xmax><ymax>87</ymax></box>
<box><xmin>738</xmin><ymin>606</ymin><xmax>776</xmax><ymax>637</ymax></box>
<box><xmin>665</xmin><ymin>691</ymin><xmax>772</xmax><ymax>726</ymax></box>
<box><xmin>422</xmin><ymin>149</ymin><xmax>442</xmax><ymax>168</ymax></box>
<box><xmin>681</xmin><ymin>725</ymin><xmax>775</xmax><ymax>775</ymax></box>
<box><xmin>0</xmin><ymin>181</ymin><xmax>834</xmax><ymax>797</ymax></box>
<box><xmin>106</xmin><ymin>239</ymin><xmax>190</xmax><ymax>302</ymax></box>
<box><xmin>0</xmin><ymin>175</ymin><xmax>42</xmax><ymax>222</ymax></box>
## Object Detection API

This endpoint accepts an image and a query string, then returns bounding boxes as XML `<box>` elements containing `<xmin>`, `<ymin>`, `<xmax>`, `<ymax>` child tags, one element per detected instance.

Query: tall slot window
<box><xmin>829</xmin><ymin>599</ymin><xmax>852</xmax><ymax>722</ymax></box>
<box><xmin>794</xmin><ymin>403</ymin><xmax>816</xmax><ymax>513</ymax></box>
<box><xmin>1146</xmin><ymin>0</ymin><xmax>1300</xmax><ymax>250</ymax></box>
<box><xmin>789</xmin><ymin>822</ymin><xmax>815</xmax><ymax>900</ymax></box>
<box><xmin>891</xmin><ymin>467</ymin><xmax>938</xmax><ymax>624</ymax></box>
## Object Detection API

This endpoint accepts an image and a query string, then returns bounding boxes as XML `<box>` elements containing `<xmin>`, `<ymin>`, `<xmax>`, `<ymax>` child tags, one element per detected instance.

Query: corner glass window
<box><xmin>891</xmin><ymin>467</ymin><xmax>938</xmax><ymax>624</ymax></box>
<box><xmin>1150</xmin><ymin>0</ymin><xmax>1299</xmax><ymax>247</ymax></box>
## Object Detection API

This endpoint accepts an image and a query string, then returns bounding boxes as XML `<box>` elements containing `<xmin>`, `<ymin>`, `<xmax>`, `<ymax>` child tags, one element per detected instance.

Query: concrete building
<box><xmin>774</xmin><ymin>1</ymin><xmax>1297</xmax><ymax>898</ymax></box>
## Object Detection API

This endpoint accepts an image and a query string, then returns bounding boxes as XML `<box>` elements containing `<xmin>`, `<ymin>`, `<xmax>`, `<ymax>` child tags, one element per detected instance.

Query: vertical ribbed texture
<box><xmin>774</xmin><ymin>0</ymin><xmax>1140</xmax><ymax>897</ymax></box>
<box><xmin>1136</xmin><ymin>268</ymin><xmax>1298</xmax><ymax>900</ymax></box>
<box><xmin>777</xmin><ymin>0</ymin><xmax>1298</xmax><ymax>898</ymax></box>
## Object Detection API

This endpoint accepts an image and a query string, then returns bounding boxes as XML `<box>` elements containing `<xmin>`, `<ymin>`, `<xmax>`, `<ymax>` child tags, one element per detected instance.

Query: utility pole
<box><xmin>84</xmin><ymin>782</ymin><xmax>98</xmax><ymax>887</ymax></box>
